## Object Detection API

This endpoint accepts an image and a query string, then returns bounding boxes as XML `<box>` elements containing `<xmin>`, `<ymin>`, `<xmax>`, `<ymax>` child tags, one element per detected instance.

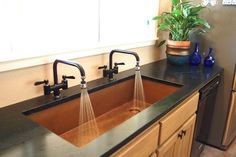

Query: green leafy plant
<box><xmin>153</xmin><ymin>0</ymin><xmax>211</xmax><ymax>46</ymax></box>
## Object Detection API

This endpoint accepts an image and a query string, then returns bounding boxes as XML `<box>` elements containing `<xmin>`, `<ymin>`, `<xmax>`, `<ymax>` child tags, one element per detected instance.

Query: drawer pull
<box><xmin>178</xmin><ymin>133</ymin><xmax>183</xmax><ymax>139</ymax></box>
<box><xmin>182</xmin><ymin>130</ymin><xmax>187</xmax><ymax>136</ymax></box>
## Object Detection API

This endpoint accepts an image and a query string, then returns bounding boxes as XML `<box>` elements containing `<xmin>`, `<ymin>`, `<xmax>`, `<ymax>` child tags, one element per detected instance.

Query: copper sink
<box><xmin>27</xmin><ymin>77</ymin><xmax>180</xmax><ymax>147</ymax></box>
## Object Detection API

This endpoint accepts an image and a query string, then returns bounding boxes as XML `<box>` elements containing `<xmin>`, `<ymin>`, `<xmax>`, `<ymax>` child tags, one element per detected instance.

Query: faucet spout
<box><xmin>109</xmin><ymin>49</ymin><xmax>140</xmax><ymax>70</ymax></box>
<box><xmin>35</xmin><ymin>59</ymin><xmax>87</xmax><ymax>98</ymax></box>
<box><xmin>104</xmin><ymin>49</ymin><xmax>140</xmax><ymax>80</ymax></box>
<box><xmin>52</xmin><ymin>59</ymin><xmax>86</xmax><ymax>97</ymax></box>
<box><xmin>53</xmin><ymin>59</ymin><xmax>86</xmax><ymax>85</ymax></box>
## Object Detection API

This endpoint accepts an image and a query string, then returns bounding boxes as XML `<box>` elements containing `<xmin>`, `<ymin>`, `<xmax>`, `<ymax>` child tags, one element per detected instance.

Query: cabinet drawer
<box><xmin>157</xmin><ymin>114</ymin><xmax>196</xmax><ymax>157</ymax></box>
<box><xmin>159</xmin><ymin>93</ymin><xmax>199</xmax><ymax>145</ymax></box>
<box><xmin>112</xmin><ymin>124</ymin><xmax>159</xmax><ymax>157</ymax></box>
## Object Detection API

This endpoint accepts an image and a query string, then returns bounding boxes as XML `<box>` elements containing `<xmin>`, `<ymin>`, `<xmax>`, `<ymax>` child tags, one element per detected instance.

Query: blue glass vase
<box><xmin>189</xmin><ymin>43</ymin><xmax>202</xmax><ymax>66</ymax></box>
<box><xmin>204</xmin><ymin>48</ymin><xmax>215</xmax><ymax>67</ymax></box>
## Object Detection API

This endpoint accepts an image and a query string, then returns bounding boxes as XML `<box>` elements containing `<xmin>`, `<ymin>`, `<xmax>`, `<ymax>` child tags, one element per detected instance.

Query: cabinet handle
<box><xmin>178</xmin><ymin>130</ymin><xmax>187</xmax><ymax>139</ymax></box>
<box><xmin>178</xmin><ymin>133</ymin><xmax>183</xmax><ymax>139</ymax></box>
<box><xmin>182</xmin><ymin>130</ymin><xmax>187</xmax><ymax>136</ymax></box>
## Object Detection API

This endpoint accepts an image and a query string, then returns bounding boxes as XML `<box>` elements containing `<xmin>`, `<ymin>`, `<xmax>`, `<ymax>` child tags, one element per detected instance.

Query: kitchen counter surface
<box><xmin>0</xmin><ymin>59</ymin><xmax>223</xmax><ymax>157</ymax></box>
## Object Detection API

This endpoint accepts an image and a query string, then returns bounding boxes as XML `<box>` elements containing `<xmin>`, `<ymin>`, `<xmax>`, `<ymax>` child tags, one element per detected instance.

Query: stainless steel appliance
<box><xmin>192</xmin><ymin>0</ymin><xmax>236</xmax><ymax>149</ymax></box>
<box><xmin>191</xmin><ymin>75</ymin><xmax>221</xmax><ymax>157</ymax></box>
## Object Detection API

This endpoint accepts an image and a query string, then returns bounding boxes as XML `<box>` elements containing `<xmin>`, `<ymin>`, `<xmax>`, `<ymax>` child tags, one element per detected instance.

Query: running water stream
<box><xmin>78</xmin><ymin>88</ymin><xmax>99</xmax><ymax>146</ymax></box>
<box><xmin>77</xmin><ymin>67</ymin><xmax>145</xmax><ymax>145</ymax></box>
<box><xmin>130</xmin><ymin>70</ymin><xmax>146</xmax><ymax>113</ymax></box>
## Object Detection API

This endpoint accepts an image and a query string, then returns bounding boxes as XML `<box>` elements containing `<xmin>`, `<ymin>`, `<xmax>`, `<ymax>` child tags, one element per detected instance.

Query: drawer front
<box><xmin>157</xmin><ymin>114</ymin><xmax>196</xmax><ymax>157</ymax></box>
<box><xmin>112</xmin><ymin>124</ymin><xmax>159</xmax><ymax>157</ymax></box>
<box><xmin>159</xmin><ymin>93</ymin><xmax>199</xmax><ymax>145</ymax></box>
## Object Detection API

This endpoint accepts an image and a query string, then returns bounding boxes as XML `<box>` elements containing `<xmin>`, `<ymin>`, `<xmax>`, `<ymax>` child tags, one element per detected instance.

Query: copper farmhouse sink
<box><xmin>26</xmin><ymin>77</ymin><xmax>180</xmax><ymax>147</ymax></box>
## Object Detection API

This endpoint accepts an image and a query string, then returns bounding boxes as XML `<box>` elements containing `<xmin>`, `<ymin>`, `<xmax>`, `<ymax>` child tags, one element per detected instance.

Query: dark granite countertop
<box><xmin>0</xmin><ymin>59</ymin><xmax>223</xmax><ymax>157</ymax></box>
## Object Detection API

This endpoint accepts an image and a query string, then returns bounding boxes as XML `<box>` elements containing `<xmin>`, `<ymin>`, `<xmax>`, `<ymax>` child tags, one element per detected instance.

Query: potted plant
<box><xmin>153</xmin><ymin>0</ymin><xmax>211</xmax><ymax>65</ymax></box>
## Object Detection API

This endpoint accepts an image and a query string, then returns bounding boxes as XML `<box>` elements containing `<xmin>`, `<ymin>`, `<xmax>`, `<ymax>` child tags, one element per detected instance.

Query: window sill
<box><xmin>0</xmin><ymin>38</ymin><xmax>157</xmax><ymax>72</ymax></box>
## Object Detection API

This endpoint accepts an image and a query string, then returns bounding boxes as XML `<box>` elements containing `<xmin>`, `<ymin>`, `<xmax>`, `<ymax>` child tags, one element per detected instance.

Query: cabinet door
<box><xmin>149</xmin><ymin>152</ymin><xmax>157</xmax><ymax>157</ymax></box>
<box><xmin>178</xmin><ymin>114</ymin><xmax>196</xmax><ymax>157</ymax></box>
<box><xmin>157</xmin><ymin>131</ymin><xmax>179</xmax><ymax>157</ymax></box>
<box><xmin>111</xmin><ymin>124</ymin><xmax>159</xmax><ymax>157</ymax></box>
<box><xmin>159</xmin><ymin>93</ymin><xmax>199</xmax><ymax>145</ymax></box>
<box><xmin>158</xmin><ymin>114</ymin><xmax>196</xmax><ymax>157</ymax></box>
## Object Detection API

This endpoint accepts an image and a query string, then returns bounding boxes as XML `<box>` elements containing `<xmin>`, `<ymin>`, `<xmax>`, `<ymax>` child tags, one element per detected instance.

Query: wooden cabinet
<box><xmin>177</xmin><ymin>114</ymin><xmax>196</xmax><ymax>157</ymax></box>
<box><xmin>159</xmin><ymin>93</ymin><xmax>199</xmax><ymax>145</ymax></box>
<box><xmin>157</xmin><ymin>129</ymin><xmax>179</xmax><ymax>157</ymax></box>
<box><xmin>111</xmin><ymin>124</ymin><xmax>159</xmax><ymax>157</ymax></box>
<box><xmin>149</xmin><ymin>152</ymin><xmax>157</xmax><ymax>157</ymax></box>
<box><xmin>157</xmin><ymin>92</ymin><xmax>199</xmax><ymax>157</ymax></box>
<box><xmin>158</xmin><ymin>115</ymin><xmax>196</xmax><ymax>157</ymax></box>
<box><xmin>112</xmin><ymin>92</ymin><xmax>199</xmax><ymax>157</ymax></box>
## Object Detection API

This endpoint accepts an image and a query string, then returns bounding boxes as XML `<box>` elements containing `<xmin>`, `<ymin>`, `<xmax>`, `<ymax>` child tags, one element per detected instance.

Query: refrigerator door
<box><xmin>223</xmin><ymin>92</ymin><xmax>236</xmax><ymax>146</ymax></box>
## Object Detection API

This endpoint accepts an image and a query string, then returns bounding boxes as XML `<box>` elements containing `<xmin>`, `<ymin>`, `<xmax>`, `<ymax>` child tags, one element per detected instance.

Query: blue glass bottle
<box><xmin>204</xmin><ymin>48</ymin><xmax>215</xmax><ymax>67</ymax></box>
<box><xmin>189</xmin><ymin>43</ymin><xmax>202</xmax><ymax>66</ymax></box>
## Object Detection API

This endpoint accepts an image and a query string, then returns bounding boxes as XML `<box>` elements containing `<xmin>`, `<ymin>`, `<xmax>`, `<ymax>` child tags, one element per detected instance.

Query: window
<box><xmin>100</xmin><ymin>0</ymin><xmax>158</xmax><ymax>44</ymax></box>
<box><xmin>0</xmin><ymin>0</ymin><xmax>99</xmax><ymax>62</ymax></box>
<box><xmin>0</xmin><ymin>0</ymin><xmax>159</xmax><ymax>71</ymax></box>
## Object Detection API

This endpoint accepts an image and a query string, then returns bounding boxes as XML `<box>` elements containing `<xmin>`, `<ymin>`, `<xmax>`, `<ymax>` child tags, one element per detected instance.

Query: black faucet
<box><xmin>35</xmin><ymin>59</ymin><xmax>86</xmax><ymax>98</ymax></box>
<box><xmin>98</xmin><ymin>49</ymin><xmax>140</xmax><ymax>80</ymax></box>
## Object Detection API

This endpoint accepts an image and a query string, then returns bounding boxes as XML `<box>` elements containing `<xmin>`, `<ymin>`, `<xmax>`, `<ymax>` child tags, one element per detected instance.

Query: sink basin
<box><xmin>26</xmin><ymin>77</ymin><xmax>180</xmax><ymax>148</ymax></box>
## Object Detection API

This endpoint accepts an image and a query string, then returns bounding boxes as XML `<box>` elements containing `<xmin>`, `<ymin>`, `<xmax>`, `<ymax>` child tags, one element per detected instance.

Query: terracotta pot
<box><xmin>167</xmin><ymin>40</ymin><xmax>191</xmax><ymax>49</ymax></box>
<box><xmin>166</xmin><ymin>40</ymin><xmax>191</xmax><ymax>65</ymax></box>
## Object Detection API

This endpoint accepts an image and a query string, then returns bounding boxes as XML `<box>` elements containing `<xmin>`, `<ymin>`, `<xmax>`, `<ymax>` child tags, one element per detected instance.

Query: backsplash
<box><xmin>0</xmin><ymin>46</ymin><xmax>164</xmax><ymax>108</ymax></box>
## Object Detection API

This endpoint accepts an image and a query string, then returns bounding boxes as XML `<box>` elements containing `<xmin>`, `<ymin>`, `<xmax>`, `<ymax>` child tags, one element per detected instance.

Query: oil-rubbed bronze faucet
<box><xmin>98</xmin><ymin>49</ymin><xmax>140</xmax><ymax>80</ymax></box>
<box><xmin>35</xmin><ymin>59</ymin><xmax>87</xmax><ymax>98</ymax></box>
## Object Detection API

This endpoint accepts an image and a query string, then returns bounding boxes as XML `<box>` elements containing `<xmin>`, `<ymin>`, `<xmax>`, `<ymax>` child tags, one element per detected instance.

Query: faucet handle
<box><xmin>98</xmin><ymin>65</ymin><xmax>109</xmax><ymax>77</ymax></box>
<box><xmin>34</xmin><ymin>80</ymin><xmax>49</xmax><ymax>86</ymax></box>
<box><xmin>114</xmin><ymin>62</ymin><xmax>125</xmax><ymax>66</ymax></box>
<box><xmin>62</xmin><ymin>75</ymin><xmax>75</xmax><ymax>80</ymax></box>
<box><xmin>34</xmin><ymin>80</ymin><xmax>51</xmax><ymax>96</ymax></box>
<box><xmin>61</xmin><ymin>75</ymin><xmax>75</xmax><ymax>90</ymax></box>
<box><xmin>98</xmin><ymin>65</ymin><xmax>107</xmax><ymax>69</ymax></box>
<box><xmin>114</xmin><ymin>62</ymin><xmax>125</xmax><ymax>74</ymax></box>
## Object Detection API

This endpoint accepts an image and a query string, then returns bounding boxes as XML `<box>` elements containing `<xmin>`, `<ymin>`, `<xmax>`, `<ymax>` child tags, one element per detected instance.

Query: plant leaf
<box><xmin>194</xmin><ymin>19</ymin><xmax>211</xmax><ymax>29</ymax></box>
<box><xmin>183</xmin><ymin>8</ymin><xmax>190</xmax><ymax>17</ymax></box>
<box><xmin>172</xmin><ymin>0</ymin><xmax>179</xmax><ymax>6</ymax></box>
<box><xmin>157</xmin><ymin>40</ymin><xmax>166</xmax><ymax>47</ymax></box>
<box><xmin>171</xmin><ymin>9</ymin><xmax>182</xmax><ymax>15</ymax></box>
<box><xmin>153</xmin><ymin>0</ymin><xmax>211</xmax><ymax>41</ymax></box>
<box><xmin>158</xmin><ymin>23</ymin><xmax>169</xmax><ymax>31</ymax></box>
<box><xmin>176</xmin><ymin>1</ymin><xmax>191</xmax><ymax>7</ymax></box>
<box><xmin>190</xmin><ymin>6</ymin><xmax>205</xmax><ymax>15</ymax></box>
<box><xmin>152</xmin><ymin>15</ymin><xmax>164</xmax><ymax>20</ymax></box>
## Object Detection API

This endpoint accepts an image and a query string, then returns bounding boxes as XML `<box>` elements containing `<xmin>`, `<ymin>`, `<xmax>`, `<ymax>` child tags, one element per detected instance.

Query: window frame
<box><xmin>0</xmin><ymin>39</ymin><xmax>157</xmax><ymax>72</ymax></box>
